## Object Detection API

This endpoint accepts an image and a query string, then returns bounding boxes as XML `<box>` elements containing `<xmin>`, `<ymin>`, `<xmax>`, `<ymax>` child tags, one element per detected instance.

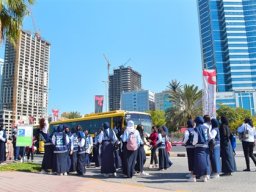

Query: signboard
<box><xmin>16</xmin><ymin>125</ymin><xmax>33</xmax><ymax>147</ymax></box>
<box><xmin>95</xmin><ymin>95</ymin><xmax>104</xmax><ymax>113</ymax></box>
<box><xmin>203</xmin><ymin>69</ymin><xmax>217</xmax><ymax>118</ymax></box>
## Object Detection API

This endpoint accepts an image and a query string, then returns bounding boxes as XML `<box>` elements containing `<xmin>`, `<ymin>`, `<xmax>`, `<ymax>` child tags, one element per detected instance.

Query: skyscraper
<box><xmin>198</xmin><ymin>0</ymin><xmax>256</xmax><ymax>114</ymax></box>
<box><xmin>109</xmin><ymin>66</ymin><xmax>141</xmax><ymax>111</ymax></box>
<box><xmin>0</xmin><ymin>30</ymin><xmax>50</xmax><ymax>133</ymax></box>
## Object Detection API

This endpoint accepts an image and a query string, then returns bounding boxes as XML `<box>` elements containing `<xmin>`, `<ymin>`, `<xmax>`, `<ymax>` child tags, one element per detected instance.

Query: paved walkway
<box><xmin>0</xmin><ymin>172</ymin><xmax>171</xmax><ymax>192</ymax></box>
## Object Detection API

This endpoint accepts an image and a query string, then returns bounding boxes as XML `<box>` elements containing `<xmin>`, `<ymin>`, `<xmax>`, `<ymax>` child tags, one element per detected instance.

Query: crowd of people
<box><xmin>0</xmin><ymin>115</ymin><xmax>256</xmax><ymax>182</ymax></box>
<box><xmin>0</xmin><ymin>124</ymin><xmax>37</xmax><ymax>164</ymax></box>
<box><xmin>183</xmin><ymin>115</ymin><xmax>256</xmax><ymax>182</ymax></box>
<box><xmin>39</xmin><ymin>118</ymin><xmax>172</xmax><ymax>177</ymax></box>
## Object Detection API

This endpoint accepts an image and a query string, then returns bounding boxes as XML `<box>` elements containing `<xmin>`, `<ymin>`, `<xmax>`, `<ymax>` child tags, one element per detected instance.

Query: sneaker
<box><xmin>206</xmin><ymin>175</ymin><xmax>210</xmax><ymax>180</ymax></box>
<box><xmin>186</xmin><ymin>173</ymin><xmax>192</xmax><ymax>178</ymax></box>
<box><xmin>113</xmin><ymin>172</ymin><xmax>117</xmax><ymax>177</ymax></box>
<box><xmin>140</xmin><ymin>171</ymin><xmax>149</xmax><ymax>176</ymax></box>
<box><xmin>149</xmin><ymin>164</ymin><xmax>153</xmax><ymax>169</ymax></box>
<box><xmin>103</xmin><ymin>173</ymin><xmax>109</xmax><ymax>177</ymax></box>
<box><xmin>243</xmin><ymin>169</ymin><xmax>250</xmax><ymax>172</ymax></box>
<box><xmin>211</xmin><ymin>173</ymin><xmax>219</xmax><ymax>179</ymax></box>
<box><xmin>64</xmin><ymin>172</ymin><xmax>68</xmax><ymax>176</ymax></box>
<box><xmin>40</xmin><ymin>170</ymin><xmax>47</xmax><ymax>174</ymax></box>
<box><xmin>203</xmin><ymin>177</ymin><xmax>208</xmax><ymax>182</ymax></box>
<box><xmin>187</xmin><ymin>177</ymin><xmax>196</xmax><ymax>182</ymax></box>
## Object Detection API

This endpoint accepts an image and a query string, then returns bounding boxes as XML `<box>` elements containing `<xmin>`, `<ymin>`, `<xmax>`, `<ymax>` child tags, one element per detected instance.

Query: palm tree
<box><xmin>168</xmin><ymin>84</ymin><xmax>202</xmax><ymax>128</ymax></box>
<box><xmin>0</xmin><ymin>0</ymin><xmax>34</xmax><ymax>45</ymax></box>
<box><xmin>168</xmin><ymin>79</ymin><xmax>181</xmax><ymax>93</ymax></box>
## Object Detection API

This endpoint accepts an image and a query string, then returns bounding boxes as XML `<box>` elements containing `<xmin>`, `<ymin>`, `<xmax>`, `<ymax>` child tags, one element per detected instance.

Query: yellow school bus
<box><xmin>49</xmin><ymin>110</ymin><xmax>152</xmax><ymax>155</ymax></box>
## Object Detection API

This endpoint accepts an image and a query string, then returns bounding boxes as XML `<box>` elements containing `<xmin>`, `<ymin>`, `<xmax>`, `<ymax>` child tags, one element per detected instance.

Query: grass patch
<box><xmin>0</xmin><ymin>163</ymin><xmax>41</xmax><ymax>172</ymax></box>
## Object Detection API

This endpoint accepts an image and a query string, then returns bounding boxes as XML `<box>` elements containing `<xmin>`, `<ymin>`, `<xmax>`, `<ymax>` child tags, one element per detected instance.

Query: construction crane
<box><xmin>103</xmin><ymin>54</ymin><xmax>111</xmax><ymax>82</ymax></box>
<box><xmin>122</xmin><ymin>58</ymin><xmax>131</xmax><ymax>67</ymax></box>
<box><xmin>103</xmin><ymin>54</ymin><xmax>111</xmax><ymax>112</ymax></box>
<box><xmin>28</xmin><ymin>6</ymin><xmax>40</xmax><ymax>38</ymax></box>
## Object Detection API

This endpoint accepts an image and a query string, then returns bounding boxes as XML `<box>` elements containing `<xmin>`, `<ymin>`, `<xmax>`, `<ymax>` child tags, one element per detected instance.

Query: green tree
<box><xmin>217</xmin><ymin>105</ymin><xmax>251</xmax><ymax>132</ymax></box>
<box><xmin>61</xmin><ymin>111</ymin><xmax>82</xmax><ymax>119</ymax></box>
<box><xmin>168</xmin><ymin>79</ymin><xmax>181</xmax><ymax>93</ymax></box>
<box><xmin>148</xmin><ymin>110</ymin><xmax>166</xmax><ymax>127</ymax></box>
<box><xmin>0</xmin><ymin>0</ymin><xmax>34</xmax><ymax>45</ymax></box>
<box><xmin>167</xmin><ymin>84</ymin><xmax>202</xmax><ymax>129</ymax></box>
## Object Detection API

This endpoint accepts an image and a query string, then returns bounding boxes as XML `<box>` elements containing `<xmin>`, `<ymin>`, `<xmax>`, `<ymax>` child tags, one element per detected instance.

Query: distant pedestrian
<box><xmin>219</xmin><ymin>116</ymin><xmax>236</xmax><ymax>176</ymax></box>
<box><xmin>84</xmin><ymin>130</ymin><xmax>93</xmax><ymax>167</ymax></box>
<box><xmin>98</xmin><ymin>122</ymin><xmax>118</xmax><ymax>177</ymax></box>
<box><xmin>237</xmin><ymin>118</ymin><xmax>256</xmax><ymax>171</ymax></box>
<box><xmin>6</xmin><ymin>136</ymin><xmax>14</xmax><ymax>161</ymax></box>
<box><xmin>156</xmin><ymin>126</ymin><xmax>172</xmax><ymax>171</ymax></box>
<box><xmin>135</xmin><ymin>124</ymin><xmax>149</xmax><ymax>176</ymax></box>
<box><xmin>147</xmin><ymin>126</ymin><xmax>158</xmax><ymax>169</ymax></box>
<box><xmin>122</xmin><ymin>120</ymin><xmax>142</xmax><ymax>178</ymax></box>
<box><xmin>183</xmin><ymin>119</ymin><xmax>195</xmax><ymax>180</ymax></box>
<box><xmin>93</xmin><ymin>129</ymin><xmax>102</xmax><ymax>167</ymax></box>
<box><xmin>69</xmin><ymin>126</ymin><xmax>80</xmax><ymax>173</ymax></box>
<box><xmin>192</xmin><ymin>116</ymin><xmax>211</xmax><ymax>182</ymax></box>
<box><xmin>26</xmin><ymin>136</ymin><xmax>37</xmax><ymax>162</ymax></box>
<box><xmin>12</xmin><ymin>126</ymin><xmax>19</xmax><ymax>161</ymax></box>
<box><xmin>209</xmin><ymin>118</ymin><xmax>221</xmax><ymax>179</ymax></box>
<box><xmin>40</xmin><ymin>118</ymin><xmax>54</xmax><ymax>173</ymax></box>
<box><xmin>77</xmin><ymin>131</ymin><xmax>86</xmax><ymax>176</ymax></box>
<box><xmin>52</xmin><ymin>125</ymin><xmax>70</xmax><ymax>176</ymax></box>
<box><xmin>0</xmin><ymin>125</ymin><xmax>7</xmax><ymax>164</ymax></box>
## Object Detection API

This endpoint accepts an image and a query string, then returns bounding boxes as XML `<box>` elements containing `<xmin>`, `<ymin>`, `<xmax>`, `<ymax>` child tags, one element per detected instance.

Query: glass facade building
<box><xmin>198</xmin><ymin>0</ymin><xmax>256</xmax><ymax>114</ymax></box>
<box><xmin>120</xmin><ymin>90</ymin><xmax>155</xmax><ymax>112</ymax></box>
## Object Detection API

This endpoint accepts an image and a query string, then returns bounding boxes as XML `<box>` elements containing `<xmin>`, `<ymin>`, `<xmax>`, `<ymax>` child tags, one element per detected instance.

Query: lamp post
<box><xmin>102</xmin><ymin>80</ymin><xmax>108</xmax><ymax>112</ymax></box>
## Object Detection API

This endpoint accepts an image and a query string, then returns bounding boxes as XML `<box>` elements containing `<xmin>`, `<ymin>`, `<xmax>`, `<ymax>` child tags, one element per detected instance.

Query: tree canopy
<box><xmin>61</xmin><ymin>111</ymin><xmax>82</xmax><ymax>119</ymax></box>
<box><xmin>0</xmin><ymin>0</ymin><xmax>34</xmax><ymax>45</ymax></box>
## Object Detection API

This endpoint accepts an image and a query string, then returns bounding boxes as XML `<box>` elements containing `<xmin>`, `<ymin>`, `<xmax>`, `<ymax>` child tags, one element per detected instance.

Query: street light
<box><xmin>102</xmin><ymin>80</ymin><xmax>109</xmax><ymax>112</ymax></box>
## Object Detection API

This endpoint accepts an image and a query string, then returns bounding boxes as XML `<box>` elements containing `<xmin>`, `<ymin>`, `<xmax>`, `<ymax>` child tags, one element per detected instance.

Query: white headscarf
<box><xmin>126</xmin><ymin>120</ymin><xmax>135</xmax><ymax>132</ymax></box>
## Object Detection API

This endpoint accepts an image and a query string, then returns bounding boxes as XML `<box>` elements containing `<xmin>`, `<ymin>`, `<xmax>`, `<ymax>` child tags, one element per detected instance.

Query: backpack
<box><xmin>126</xmin><ymin>132</ymin><xmax>138</xmax><ymax>151</ymax></box>
<box><xmin>166</xmin><ymin>139</ymin><xmax>172</xmax><ymax>152</ymax></box>
<box><xmin>239</xmin><ymin>125</ymin><xmax>249</xmax><ymax>140</ymax></box>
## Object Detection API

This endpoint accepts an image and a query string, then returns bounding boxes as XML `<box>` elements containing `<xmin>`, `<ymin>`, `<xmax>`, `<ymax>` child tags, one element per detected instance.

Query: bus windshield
<box><xmin>125</xmin><ymin>113</ymin><xmax>152</xmax><ymax>134</ymax></box>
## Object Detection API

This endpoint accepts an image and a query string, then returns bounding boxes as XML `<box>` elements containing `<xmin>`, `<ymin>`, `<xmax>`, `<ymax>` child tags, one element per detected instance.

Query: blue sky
<box><xmin>0</xmin><ymin>0</ymin><xmax>202</xmax><ymax>115</ymax></box>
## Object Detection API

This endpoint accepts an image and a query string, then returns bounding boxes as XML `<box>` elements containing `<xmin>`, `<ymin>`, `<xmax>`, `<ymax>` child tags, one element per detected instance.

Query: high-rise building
<box><xmin>155</xmin><ymin>90</ymin><xmax>172</xmax><ymax>111</ymax></box>
<box><xmin>0</xmin><ymin>30</ymin><xmax>50</xmax><ymax>133</ymax></box>
<box><xmin>197</xmin><ymin>0</ymin><xmax>256</xmax><ymax>114</ymax></box>
<box><xmin>109</xmin><ymin>66</ymin><xmax>141</xmax><ymax>111</ymax></box>
<box><xmin>0</xmin><ymin>58</ymin><xmax>3</xmax><ymax>107</ymax></box>
<box><xmin>121</xmin><ymin>90</ymin><xmax>155</xmax><ymax>112</ymax></box>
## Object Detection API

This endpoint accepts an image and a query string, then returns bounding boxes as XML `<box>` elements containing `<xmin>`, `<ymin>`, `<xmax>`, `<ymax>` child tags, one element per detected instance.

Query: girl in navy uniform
<box><xmin>40</xmin><ymin>118</ymin><xmax>54</xmax><ymax>173</ymax></box>
<box><xmin>209</xmin><ymin>118</ymin><xmax>221</xmax><ymax>178</ymax></box>
<box><xmin>93</xmin><ymin>129</ymin><xmax>102</xmax><ymax>167</ymax></box>
<box><xmin>77</xmin><ymin>131</ymin><xmax>86</xmax><ymax>175</ymax></box>
<box><xmin>122</xmin><ymin>120</ymin><xmax>143</xmax><ymax>178</ymax></box>
<box><xmin>135</xmin><ymin>124</ymin><xmax>149</xmax><ymax>176</ymax></box>
<box><xmin>192</xmin><ymin>116</ymin><xmax>211</xmax><ymax>182</ymax></box>
<box><xmin>156</xmin><ymin>126</ymin><xmax>172</xmax><ymax>171</ymax></box>
<box><xmin>0</xmin><ymin>125</ymin><xmax>7</xmax><ymax>164</ymax></box>
<box><xmin>237</xmin><ymin>118</ymin><xmax>256</xmax><ymax>171</ymax></box>
<box><xmin>52</xmin><ymin>125</ymin><xmax>70</xmax><ymax>176</ymax></box>
<box><xmin>64</xmin><ymin>126</ymin><xmax>72</xmax><ymax>173</ymax></box>
<box><xmin>219</xmin><ymin>116</ymin><xmax>236</xmax><ymax>176</ymax></box>
<box><xmin>84</xmin><ymin>130</ymin><xmax>93</xmax><ymax>167</ymax></box>
<box><xmin>69</xmin><ymin>128</ymin><xmax>79</xmax><ymax>173</ymax></box>
<box><xmin>98</xmin><ymin>122</ymin><xmax>118</xmax><ymax>177</ymax></box>
<box><xmin>183</xmin><ymin>119</ymin><xmax>195</xmax><ymax>180</ymax></box>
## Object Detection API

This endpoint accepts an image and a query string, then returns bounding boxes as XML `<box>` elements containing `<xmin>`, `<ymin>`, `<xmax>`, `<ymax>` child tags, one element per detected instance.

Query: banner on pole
<box><xmin>95</xmin><ymin>95</ymin><xmax>104</xmax><ymax>113</ymax></box>
<box><xmin>203</xmin><ymin>69</ymin><xmax>217</xmax><ymax>118</ymax></box>
<box><xmin>16</xmin><ymin>125</ymin><xmax>33</xmax><ymax>147</ymax></box>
